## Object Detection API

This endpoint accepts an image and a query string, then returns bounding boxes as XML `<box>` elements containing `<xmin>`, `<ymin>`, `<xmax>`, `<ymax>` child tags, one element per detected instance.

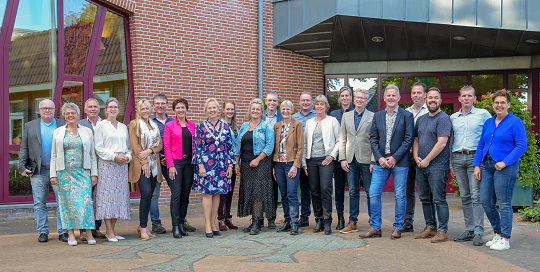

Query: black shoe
<box><xmin>473</xmin><ymin>234</ymin><xmax>483</xmax><ymax>246</ymax></box>
<box><xmin>453</xmin><ymin>230</ymin><xmax>474</xmax><ymax>242</ymax></box>
<box><xmin>243</xmin><ymin>218</ymin><xmax>255</xmax><ymax>233</ymax></box>
<box><xmin>183</xmin><ymin>221</ymin><xmax>197</xmax><ymax>232</ymax></box>
<box><xmin>179</xmin><ymin>224</ymin><xmax>189</xmax><ymax>236</ymax></box>
<box><xmin>152</xmin><ymin>223</ymin><xmax>167</xmax><ymax>234</ymax></box>
<box><xmin>277</xmin><ymin>222</ymin><xmax>292</xmax><ymax>232</ymax></box>
<box><xmin>58</xmin><ymin>233</ymin><xmax>69</xmax><ymax>242</ymax></box>
<box><xmin>250</xmin><ymin>218</ymin><xmax>261</xmax><ymax>235</ymax></box>
<box><xmin>38</xmin><ymin>233</ymin><xmax>48</xmax><ymax>243</ymax></box>
<box><xmin>324</xmin><ymin>221</ymin><xmax>332</xmax><ymax>235</ymax></box>
<box><xmin>402</xmin><ymin>225</ymin><xmax>414</xmax><ymax>233</ymax></box>
<box><xmin>313</xmin><ymin>220</ymin><xmax>324</xmax><ymax>233</ymax></box>
<box><xmin>336</xmin><ymin>213</ymin><xmax>345</xmax><ymax>230</ymax></box>
<box><xmin>290</xmin><ymin>225</ymin><xmax>299</xmax><ymax>235</ymax></box>
<box><xmin>267</xmin><ymin>219</ymin><xmax>276</xmax><ymax>229</ymax></box>
<box><xmin>298</xmin><ymin>219</ymin><xmax>309</xmax><ymax>227</ymax></box>
<box><xmin>172</xmin><ymin>225</ymin><xmax>182</xmax><ymax>238</ymax></box>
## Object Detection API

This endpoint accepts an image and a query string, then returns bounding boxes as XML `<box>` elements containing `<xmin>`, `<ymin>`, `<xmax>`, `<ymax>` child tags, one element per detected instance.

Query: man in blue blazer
<box><xmin>360</xmin><ymin>84</ymin><xmax>414</xmax><ymax>239</ymax></box>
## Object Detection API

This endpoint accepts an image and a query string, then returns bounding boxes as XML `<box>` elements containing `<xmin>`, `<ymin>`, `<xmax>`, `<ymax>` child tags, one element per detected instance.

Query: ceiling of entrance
<box><xmin>275</xmin><ymin>16</ymin><xmax>540</xmax><ymax>63</ymax></box>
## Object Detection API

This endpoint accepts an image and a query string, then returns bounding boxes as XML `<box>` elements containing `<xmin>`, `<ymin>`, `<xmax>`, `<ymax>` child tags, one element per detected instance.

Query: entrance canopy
<box><xmin>273</xmin><ymin>0</ymin><xmax>540</xmax><ymax>63</ymax></box>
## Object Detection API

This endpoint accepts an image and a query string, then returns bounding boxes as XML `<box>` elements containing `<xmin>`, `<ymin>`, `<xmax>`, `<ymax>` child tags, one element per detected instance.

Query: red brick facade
<box><xmin>103</xmin><ymin>0</ymin><xmax>323</xmax><ymax>204</ymax></box>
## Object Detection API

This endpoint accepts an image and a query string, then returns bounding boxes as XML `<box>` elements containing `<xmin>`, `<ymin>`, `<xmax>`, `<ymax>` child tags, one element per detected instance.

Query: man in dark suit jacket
<box><xmin>360</xmin><ymin>84</ymin><xmax>414</xmax><ymax>240</ymax></box>
<box><xmin>18</xmin><ymin>99</ymin><xmax>68</xmax><ymax>243</ymax></box>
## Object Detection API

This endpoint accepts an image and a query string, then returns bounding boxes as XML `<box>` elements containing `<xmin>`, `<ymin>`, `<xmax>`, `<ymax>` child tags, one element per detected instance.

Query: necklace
<box><xmin>203</xmin><ymin>120</ymin><xmax>224</xmax><ymax>145</ymax></box>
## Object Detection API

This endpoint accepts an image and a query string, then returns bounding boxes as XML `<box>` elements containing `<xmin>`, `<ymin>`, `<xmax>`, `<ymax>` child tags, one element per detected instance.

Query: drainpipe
<box><xmin>257</xmin><ymin>0</ymin><xmax>264</xmax><ymax>99</ymax></box>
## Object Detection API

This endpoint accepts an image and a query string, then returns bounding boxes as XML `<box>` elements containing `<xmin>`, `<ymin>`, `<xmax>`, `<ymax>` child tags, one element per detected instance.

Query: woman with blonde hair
<box><xmin>192</xmin><ymin>98</ymin><xmax>236</xmax><ymax>237</ymax></box>
<box><xmin>128</xmin><ymin>99</ymin><xmax>163</xmax><ymax>239</ymax></box>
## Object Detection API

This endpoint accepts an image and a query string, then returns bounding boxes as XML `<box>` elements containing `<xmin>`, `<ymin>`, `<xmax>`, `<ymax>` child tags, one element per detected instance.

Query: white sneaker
<box><xmin>485</xmin><ymin>234</ymin><xmax>501</xmax><ymax>247</ymax></box>
<box><xmin>490</xmin><ymin>238</ymin><xmax>510</xmax><ymax>250</ymax></box>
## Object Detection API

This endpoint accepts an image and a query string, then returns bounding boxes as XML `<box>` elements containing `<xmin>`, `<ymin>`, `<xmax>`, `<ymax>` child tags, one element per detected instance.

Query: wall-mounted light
<box><xmin>372</xmin><ymin>36</ymin><xmax>384</xmax><ymax>42</ymax></box>
<box><xmin>452</xmin><ymin>36</ymin><xmax>465</xmax><ymax>41</ymax></box>
<box><xmin>525</xmin><ymin>39</ymin><xmax>539</xmax><ymax>44</ymax></box>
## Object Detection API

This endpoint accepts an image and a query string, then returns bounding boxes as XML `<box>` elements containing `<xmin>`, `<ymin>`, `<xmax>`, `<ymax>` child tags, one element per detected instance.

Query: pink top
<box><xmin>163</xmin><ymin>118</ymin><xmax>196</xmax><ymax>169</ymax></box>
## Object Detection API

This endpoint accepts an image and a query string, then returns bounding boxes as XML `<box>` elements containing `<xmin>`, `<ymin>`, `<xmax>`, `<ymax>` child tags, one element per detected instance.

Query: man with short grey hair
<box><xmin>18</xmin><ymin>99</ymin><xmax>68</xmax><ymax>243</ymax></box>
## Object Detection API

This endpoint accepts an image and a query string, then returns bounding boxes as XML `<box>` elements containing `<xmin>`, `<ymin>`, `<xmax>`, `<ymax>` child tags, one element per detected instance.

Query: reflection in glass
<box><xmin>405</xmin><ymin>76</ymin><xmax>441</xmax><ymax>90</ymax></box>
<box><xmin>349</xmin><ymin>77</ymin><xmax>378</xmax><ymax>113</ymax></box>
<box><xmin>64</xmin><ymin>0</ymin><xmax>97</xmax><ymax>76</ymax></box>
<box><xmin>379</xmin><ymin>77</ymin><xmax>404</xmax><ymax>91</ymax></box>
<box><xmin>0</xmin><ymin>0</ymin><xmax>8</xmax><ymax>29</ymax></box>
<box><xmin>327</xmin><ymin>78</ymin><xmax>345</xmax><ymax>93</ymax></box>
<box><xmin>57</xmin><ymin>81</ymin><xmax>83</xmax><ymax>118</ymax></box>
<box><xmin>9</xmin><ymin>150</ymin><xmax>32</xmax><ymax>196</ymax></box>
<box><xmin>93</xmin><ymin>11</ymin><xmax>129</xmax><ymax>121</ymax></box>
<box><xmin>508</xmin><ymin>74</ymin><xmax>528</xmax><ymax>89</ymax></box>
<box><xmin>471</xmin><ymin>74</ymin><xmax>503</xmax><ymax>97</ymax></box>
<box><xmin>443</xmin><ymin>76</ymin><xmax>467</xmax><ymax>89</ymax></box>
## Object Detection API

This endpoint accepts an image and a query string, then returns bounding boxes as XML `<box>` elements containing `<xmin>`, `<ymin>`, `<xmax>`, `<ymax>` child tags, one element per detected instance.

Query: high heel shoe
<box><xmin>115</xmin><ymin>235</ymin><xmax>125</xmax><ymax>240</ymax></box>
<box><xmin>68</xmin><ymin>239</ymin><xmax>77</xmax><ymax>246</ymax></box>
<box><xmin>205</xmin><ymin>232</ymin><xmax>214</xmax><ymax>238</ymax></box>
<box><xmin>87</xmin><ymin>239</ymin><xmax>96</xmax><ymax>245</ymax></box>
<box><xmin>137</xmin><ymin>226</ymin><xmax>150</xmax><ymax>240</ymax></box>
<box><xmin>105</xmin><ymin>234</ymin><xmax>118</xmax><ymax>242</ymax></box>
<box><xmin>212</xmin><ymin>230</ymin><xmax>221</xmax><ymax>236</ymax></box>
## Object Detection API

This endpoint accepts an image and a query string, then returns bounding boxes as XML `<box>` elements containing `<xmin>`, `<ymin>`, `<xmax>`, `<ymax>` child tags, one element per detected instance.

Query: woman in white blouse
<box><xmin>94</xmin><ymin>97</ymin><xmax>132</xmax><ymax>242</ymax></box>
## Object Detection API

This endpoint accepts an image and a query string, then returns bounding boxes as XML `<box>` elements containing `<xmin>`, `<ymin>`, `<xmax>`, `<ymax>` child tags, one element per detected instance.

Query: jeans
<box><xmin>274</xmin><ymin>162</ymin><xmax>300</xmax><ymax>226</ymax></box>
<box><xmin>218</xmin><ymin>171</ymin><xmax>236</xmax><ymax>218</ymax></box>
<box><xmin>168</xmin><ymin>158</ymin><xmax>194</xmax><ymax>226</ymax></box>
<box><xmin>452</xmin><ymin>153</ymin><xmax>484</xmax><ymax>235</ymax></box>
<box><xmin>416</xmin><ymin>167</ymin><xmax>449</xmax><ymax>232</ymax></box>
<box><xmin>480</xmin><ymin>159</ymin><xmax>519</xmax><ymax>239</ymax></box>
<box><xmin>334</xmin><ymin>161</ymin><xmax>347</xmax><ymax>214</ymax></box>
<box><xmin>346</xmin><ymin>159</ymin><xmax>372</xmax><ymax>223</ymax></box>
<box><xmin>138</xmin><ymin>170</ymin><xmax>157</xmax><ymax>228</ymax></box>
<box><xmin>150</xmin><ymin>163</ymin><xmax>170</xmax><ymax>225</ymax></box>
<box><xmin>299</xmin><ymin>169</ymin><xmax>311</xmax><ymax>222</ymax></box>
<box><xmin>369</xmin><ymin>165</ymin><xmax>408</xmax><ymax>230</ymax></box>
<box><xmin>403</xmin><ymin>164</ymin><xmax>416</xmax><ymax>228</ymax></box>
<box><xmin>306</xmin><ymin>158</ymin><xmax>334</xmax><ymax>222</ymax></box>
<box><xmin>30</xmin><ymin>167</ymin><xmax>66</xmax><ymax>235</ymax></box>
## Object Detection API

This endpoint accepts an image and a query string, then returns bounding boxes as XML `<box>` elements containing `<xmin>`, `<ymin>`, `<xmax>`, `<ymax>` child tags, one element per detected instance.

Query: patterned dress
<box><xmin>56</xmin><ymin>130</ymin><xmax>95</xmax><ymax>229</ymax></box>
<box><xmin>95</xmin><ymin>155</ymin><xmax>132</xmax><ymax>220</ymax></box>
<box><xmin>192</xmin><ymin>120</ymin><xmax>236</xmax><ymax>194</ymax></box>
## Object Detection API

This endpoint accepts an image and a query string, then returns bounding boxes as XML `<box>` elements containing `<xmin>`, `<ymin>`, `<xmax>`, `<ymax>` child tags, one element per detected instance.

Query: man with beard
<box><xmin>413</xmin><ymin>87</ymin><xmax>452</xmax><ymax>243</ymax></box>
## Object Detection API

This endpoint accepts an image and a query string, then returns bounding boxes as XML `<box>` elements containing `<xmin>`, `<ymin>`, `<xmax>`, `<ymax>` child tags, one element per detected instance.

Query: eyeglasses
<box><xmin>39</xmin><ymin>107</ymin><xmax>54</xmax><ymax>111</ymax></box>
<box><xmin>356</xmin><ymin>97</ymin><xmax>368</xmax><ymax>100</ymax></box>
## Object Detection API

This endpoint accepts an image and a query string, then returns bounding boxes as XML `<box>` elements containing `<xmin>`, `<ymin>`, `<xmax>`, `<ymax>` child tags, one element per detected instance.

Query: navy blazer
<box><xmin>369</xmin><ymin>107</ymin><xmax>414</xmax><ymax>167</ymax></box>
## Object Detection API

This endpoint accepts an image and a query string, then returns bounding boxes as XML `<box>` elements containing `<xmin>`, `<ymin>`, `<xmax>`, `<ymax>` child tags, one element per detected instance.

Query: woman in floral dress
<box><xmin>192</xmin><ymin>98</ymin><xmax>236</xmax><ymax>238</ymax></box>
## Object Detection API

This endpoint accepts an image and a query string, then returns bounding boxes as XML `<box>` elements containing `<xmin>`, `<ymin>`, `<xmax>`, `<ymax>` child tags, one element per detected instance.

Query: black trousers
<box><xmin>138</xmin><ymin>170</ymin><xmax>157</xmax><ymax>228</ymax></box>
<box><xmin>271</xmin><ymin>175</ymin><xmax>278</xmax><ymax>220</ymax></box>
<box><xmin>403</xmin><ymin>164</ymin><xmax>417</xmax><ymax>228</ymax></box>
<box><xmin>306</xmin><ymin>157</ymin><xmax>334</xmax><ymax>222</ymax></box>
<box><xmin>168</xmin><ymin>158</ymin><xmax>194</xmax><ymax>226</ymax></box>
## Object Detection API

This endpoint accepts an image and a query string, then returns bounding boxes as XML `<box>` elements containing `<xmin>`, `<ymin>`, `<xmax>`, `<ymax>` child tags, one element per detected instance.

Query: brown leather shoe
<box><xmin>80</xmin><ymin>232</ymin><xmax>87</xmax><ymax>241</ymax></box>
<box><xmin>391</xmin><ymin>228</ymin><xmax>401</xmax><ymax>239</ymax></box>
<box><xmin>92</xmin><ymin>230</ymin><xmax>107</xmax><ymax>238</ymax></box>
<box><xmin>359</xmin><ymin>227</ymin><xmax>382</xmax><ymax>238</ymax></box>
<box><xmin>339</xmin><ymin>222</ymin><xmax>358</xmax><ymax>234</ymax></box>
<box><xmin>431</xmin><ymin>231</ymin><xmax>448</xmax><ymax>243</ymax></box>
<box><xmin>414</xmin><ymin>226</ymin><xmax>437</xmax><ymax>239</ymax></box>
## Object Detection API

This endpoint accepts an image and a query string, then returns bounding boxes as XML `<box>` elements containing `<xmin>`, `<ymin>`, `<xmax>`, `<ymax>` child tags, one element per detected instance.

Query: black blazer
<box><xmin>369</xmin><ymin>107</ymin><xmax>414</xmax><ymax>167</ymax></box>
<box><xmin>78</xmin><ymin>118</ymin><xmax>95</xmax><ymax>134</ymax></box>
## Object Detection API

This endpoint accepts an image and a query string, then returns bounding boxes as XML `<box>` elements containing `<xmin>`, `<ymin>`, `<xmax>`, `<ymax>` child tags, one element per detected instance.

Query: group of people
<box><xmin>19</xmin><ymin>83</ymin><xmax>526</xmax><ymax>251</ymax></box>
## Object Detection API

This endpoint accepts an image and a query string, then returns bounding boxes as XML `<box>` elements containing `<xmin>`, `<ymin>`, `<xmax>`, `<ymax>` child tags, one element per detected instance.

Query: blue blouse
<box><xmin>472</xmin><ymin>112</ymin><xmax>527</xmax><ymax>167</ymax></box>
<box><xmin>236</xmin><ymin>120</ymin><xmax>274</xmax><ymax>157</ymax></box>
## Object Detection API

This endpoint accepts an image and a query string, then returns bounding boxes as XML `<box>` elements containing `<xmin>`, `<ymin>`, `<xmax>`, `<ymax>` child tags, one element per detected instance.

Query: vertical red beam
<box><xmin>53</xmin><ymin>0</ymin><xmax>64</xmax><ymax>108</ymax></box>
<box><xmin>532</xmin><ymin>69</ymin><xmax>539</xmax><ymax>137</ymax></box>
<box><xmin>83</xmin><ymin>6</ymin><xmax>106</xmax><ymax>119</ymax></box>
<box><xmin>123</xmin><ymin>12</ymin><xmax>135</xmax><ymax>125</ymax></box>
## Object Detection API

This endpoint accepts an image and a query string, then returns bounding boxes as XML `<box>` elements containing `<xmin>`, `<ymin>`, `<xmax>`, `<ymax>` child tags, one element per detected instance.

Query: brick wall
<box><xmin>105</xmin><ymin>0</ymin><xmax>323</xmax><ymax>204</ymax></box>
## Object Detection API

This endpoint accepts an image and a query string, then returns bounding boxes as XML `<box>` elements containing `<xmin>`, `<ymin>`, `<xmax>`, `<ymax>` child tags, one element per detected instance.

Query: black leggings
<box><xmin>138</xmin><ymin>170</ymin><xmax>157</xmax><ymax>228</ymax></box>
<box><xmin>169</xmin><ymin>158</ymin><xmax>194</xmax><ymax>226</ymax></box>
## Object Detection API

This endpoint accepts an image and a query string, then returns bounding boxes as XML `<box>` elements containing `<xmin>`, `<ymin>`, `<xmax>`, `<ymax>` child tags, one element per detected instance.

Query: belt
<box><xmin>485</xmin><ymin>154</ymin><xmax>493</xmax><ymax>161</ymax></box>
<box><xmin>385</xmin><ymin>153</ymin><xmax>392</xmax><ymax>157</ymax></box>
<box><xmin>453</xmin><ymin>150</ymin><xmax>476</xmax><ymax>155</ymax></box>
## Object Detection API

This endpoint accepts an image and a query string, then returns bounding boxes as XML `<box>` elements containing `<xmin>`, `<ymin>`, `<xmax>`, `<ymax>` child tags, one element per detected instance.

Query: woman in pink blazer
<box><xmin>163</xmin><ymin>98</ymin><xmax>196</xmax><ymax>238</ymax></box>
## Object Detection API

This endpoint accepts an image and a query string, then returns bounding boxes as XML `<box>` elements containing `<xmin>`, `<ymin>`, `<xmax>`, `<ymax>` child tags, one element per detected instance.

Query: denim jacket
<box><xmin>236</xmin><ymin>120</ymin><xmax>274</xmax><ymax>157</ymax></box>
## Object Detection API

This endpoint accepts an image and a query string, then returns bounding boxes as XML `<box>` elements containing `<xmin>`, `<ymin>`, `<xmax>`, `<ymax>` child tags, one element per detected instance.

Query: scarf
<box><xmin>139</xmin><ymin>118</ymin><xmax>160</xmax><ymax>177</ymax></box>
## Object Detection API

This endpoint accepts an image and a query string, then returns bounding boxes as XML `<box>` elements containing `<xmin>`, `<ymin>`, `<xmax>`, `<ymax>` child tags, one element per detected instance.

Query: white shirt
<box><xmin>405</xmin><ymin>103</ymin><xmax>428</xmax><ymax>125</ymax></box>
<box><xmin>94</xmin><ymin>120</ymin><xmax>132</xmax><ymax>162</ymax></box>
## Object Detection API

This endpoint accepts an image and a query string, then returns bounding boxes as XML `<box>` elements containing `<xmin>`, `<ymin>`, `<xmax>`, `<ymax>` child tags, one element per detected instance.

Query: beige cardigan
<box><xmin>50</xmin><ymin>125</ymin><xmax>97</xmax><ymax>178</ymax></box>
<box><xmin>128</xmin><ymin>120</ymin><xmax>163</xmax><ymax>184</ymax></box>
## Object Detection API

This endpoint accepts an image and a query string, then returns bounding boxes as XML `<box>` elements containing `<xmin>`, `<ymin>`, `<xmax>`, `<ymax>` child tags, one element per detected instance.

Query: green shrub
<box><xmin>519</xmin><ymin>206</ymin><xmax>540</xmax><ymax>223</ymax></box>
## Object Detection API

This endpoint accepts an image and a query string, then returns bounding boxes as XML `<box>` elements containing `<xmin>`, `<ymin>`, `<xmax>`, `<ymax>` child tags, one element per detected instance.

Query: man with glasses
<box><xmin>292</xmin><ymin>92</ymin><xmax>317</xmax><ymax>227</ymax></box>
<box><xmin>18</xmin><ymin>99</ymin><xmax>68</xmax><ymax>243</ymax></box>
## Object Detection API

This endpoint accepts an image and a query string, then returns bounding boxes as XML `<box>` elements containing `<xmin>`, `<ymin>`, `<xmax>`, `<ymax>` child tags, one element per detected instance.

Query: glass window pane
<box><xmin>327</xmin><ymin>77</ymin><xmax>345</xmax><ymax>93</ymax></box>
<box><xmin>57</xmin><ymin>81</ymin><xmax>84</xmax><ymax>118</ymax></box>
<box><xmin>349</xmin><ymin>77</ymin><xmax>378</xmax><ymax>113</ymax></box>
<box><xmin>64</xmin><ymin>0</ymin><xmax>97</xmax><ymax>76</ymax></box>
<box><xmin>471</xmin><ymin>74</ymin><xmax>503</xmax><ymax>97</ymax></box>
<box><xmin>405</xmin><ymin>76</ymin><xmax>442</xmax><ymax>90</ymax></box>
<box><xmin>380</xmin><ymin>77</ymin><xmax>404</xmax><ymax>91</ymax></box>
<box><xmin>0</xmin><ymin>0</ymin><xmax>7</xmax><ymax>29</ymax></box>
<box><xmin>9</xmin><ymin>150</ymin><xmax>32</xmax><ymax>196</ymax></box>
<box><xmin>508</xmin><ymin>73</ymin><xmax>528</xmax><ymax>89</ymax></box>
<box><xmin>93</xmin><ymin>11</ymin><xmax>129</xmax><ymax>121</ymax></box>
<box><xmin>443</xmin><ymin>75</ymin><xmax>467</xmax><ymax>89</ymax></box>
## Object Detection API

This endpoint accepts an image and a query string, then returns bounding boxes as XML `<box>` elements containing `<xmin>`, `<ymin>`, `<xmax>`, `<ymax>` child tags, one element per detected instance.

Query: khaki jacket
<box><xmin>50</xmin><ymin>125</ymin><xmax>97</xmax><ymax>178</ymax></box>
<box><xmin>272</xmin><ymin>119</ymin><xmax>304</xmax><ymax>168</ymax></box>
<box><xmin>128</xmin><ymin>120</ymin><xmax>163</xmax><ymax>184</ymax></box>
<box><xmin>339</xmin><ymin>109</ymin><xmax>375</xmax><ymax>164</ymax></box>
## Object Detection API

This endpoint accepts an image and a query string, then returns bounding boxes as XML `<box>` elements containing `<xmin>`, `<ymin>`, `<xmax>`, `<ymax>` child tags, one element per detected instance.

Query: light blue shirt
<box><xmin>236</xmin><ymin>121</ymin><xmax>274</xmax><ymax>157</ymax></box>
<box><xmin>292</xmin><ymin>109</ymin><xmax>317</xmax><ymax>129</ymax></box>
<box><xmin>40</xmin><ymin>118</ymin><xmax>57</xmax><ymax>166</ymax></box>
<box><xmin>450</xmin><ymin>107</ymin><xmax>491</xmax><ymax>152</ymax></box>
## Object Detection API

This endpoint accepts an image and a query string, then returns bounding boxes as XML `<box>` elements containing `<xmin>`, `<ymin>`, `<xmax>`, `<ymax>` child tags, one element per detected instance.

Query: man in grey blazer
<box><xmin>77</xmin><ymin>98</ymin><xmax>106</xmax><ymax>240</ymax></box>
<box><xmin>18</xmin><ymin>99</ymin><xmax>68</xmax><ymax>243</ymax></box>
<box><xmin>338</xmin><ymin>88</ymin><xmax>375</xmax><ymax>234</ymax></box>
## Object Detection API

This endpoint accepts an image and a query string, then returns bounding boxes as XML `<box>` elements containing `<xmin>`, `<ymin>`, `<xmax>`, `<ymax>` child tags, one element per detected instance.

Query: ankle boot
<box><xmin>336</xmin><ymin>213</ymin><xmax>345</xmax><ymax>230</ymax></box>
<box><xmin>250</xmin><ymin>218</ymin><xmax>261</xmax><ymax>235</ymax></box>
<box><xmin>313</xmin><ymin>220</ymin><xmax>324</xmax><ymax>233</ymax></box>
<box><xmin>324</xmin><ymin>221</ymin><xmax>332</xmax><ymax>235</ymax></box>
<box><xmin>243</xmin><ymin>217</ymin><xmax>255</xmax><ymax>233</ymax></box>
<box><xmin>224</xmin><ymin>215</ymin><xmax>238</xmax><ymax>229</ymax></box>
<box><xmin>218</xmin><ymin>217</ymin><xmax>227</xmax><ymax>231</ymax></box>
<box><xmin>179</xmin><ymin>224</ymin><xmax>188</xmax><ymax>236</ymax></box>
<box><xmin>172</xmin><ymin>225</ymin><xmax>181</xmax><ymax>239</ymax></box>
